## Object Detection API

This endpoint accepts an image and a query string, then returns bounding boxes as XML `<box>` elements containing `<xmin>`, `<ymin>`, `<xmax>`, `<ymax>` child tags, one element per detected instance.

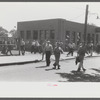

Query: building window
<box><xmin>77</xmin><ymin>32</ymin><xmax>81</xmax><ymax>45</ymax></box>
<box><xmin>26</xmin><ymin>30</ymin><xmax>31</xmax><ymax>40</ymax></box>
<box><xmin>92</xmin><ymin>34</ymin><xmax>94</xmax><ymax>43</ymax></box>
<box><xmin>44</xmin><ymin>30</ymin><xmax>46</xmax><ymax>39</ymax></box>
<box><xmin>72</xmin><ymin>31</ymin><xmax>75</xmax><ymax>43</ymax></box>
<box><xmin>83</xmin><ymin>34</ymin><xmax>84</xmax><ymax>41</ymax></box>
<box><xmin>39</xmin><ymin>30</ymin><xmax>42</xmax><ymax>39</ymax></box>
<box><xmin>33</xmin><ymin>30</ymin><xmax>38</xmax><ymax>40</ymax></box>
<box><xmin>20</xmin><ymin>31</ymin><xmax>24</xmax><ymax>39</ymax></box>
<box><xmin>40</xmin><ymin>30</ymin><xmax>44</xmax><ymax>40</ymax></box>
<box><xmin>45</xmin><ymin>30</ymin><xmax>50</xmax><ymax>40</ymax></box>
<box><xmin>96</xmin><ymin>34</ymin><xmax>99</xmax><ymax>43</ymax></box>
<box><xmin>65</xmin><ymin>31</ymin><xmax>70</xmax><ymax>42</ymax></box>
<box><xmin>50</xmin><ymin>30</ymin><xmax>55</xmax><ymax>39</ymax></box>
<box><xmin>87</xmin><ymin>33</ymin><xmax>91</xmax><ymax>43</ymax></box>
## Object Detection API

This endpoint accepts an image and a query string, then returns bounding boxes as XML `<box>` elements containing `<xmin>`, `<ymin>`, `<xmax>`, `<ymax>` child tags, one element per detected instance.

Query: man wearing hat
<box><xmin>53</xmin><ymin>42</ymin><xmax>63</xmax><ymax>69</ymax></box>
<box><xmin>44</xmin><ymin>41</ymin><xmax>53</xmax><ymax>66</ymax></box>
<box><xmin>76</xmin><ymin>43</ymin><xmax>88</xmax><ymax>72</ymax></box>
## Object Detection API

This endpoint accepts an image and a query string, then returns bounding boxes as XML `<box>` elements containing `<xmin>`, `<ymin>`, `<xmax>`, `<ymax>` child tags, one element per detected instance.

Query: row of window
<box><xmin>20</xmin><ymin>30</ymin><xmax>99</xmax><ymax>44</ymax></box>
<box><xmin>65</xmin><ymin>31</ymin><xmax>99</xmax><ymax>43</ymax></box>
<box><xmin>20</xmin><ymin>30</ymin><xmax>55</xmax><ymax>40</ymax></box>
<box><xmin>65</xmin><ymin>31</ymin><xmax>81</xmax><ymax>43</ymax></box>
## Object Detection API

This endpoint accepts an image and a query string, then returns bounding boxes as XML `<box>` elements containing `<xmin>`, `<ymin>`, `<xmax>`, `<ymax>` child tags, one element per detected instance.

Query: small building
<box><xmin>17</xmin><ymin>18</ymin><xmax>99</xmax><ymax>49</ymax></box>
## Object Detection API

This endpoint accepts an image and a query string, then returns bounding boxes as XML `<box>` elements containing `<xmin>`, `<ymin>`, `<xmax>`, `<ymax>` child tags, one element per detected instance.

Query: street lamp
<box><xmin>88</xmin><ymin>12</ymin><xmax>100</xmax><ymax>44</ymax></box>
<box><xmin>88</xmin><ymin>12</ymin><xmax>100</xmax><ymax>20</ymax></box>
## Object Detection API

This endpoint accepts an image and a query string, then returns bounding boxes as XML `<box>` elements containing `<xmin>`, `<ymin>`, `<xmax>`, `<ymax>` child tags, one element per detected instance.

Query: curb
<box><xmin>0</xmin><ymin>60</ymin><xmax>41</xmax><ymax>66</ymax></box>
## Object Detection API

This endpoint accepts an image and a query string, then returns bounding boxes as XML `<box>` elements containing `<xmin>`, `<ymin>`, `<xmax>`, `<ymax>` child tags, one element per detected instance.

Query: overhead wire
<box><xmin>69</xmin><ymin>12</ymin><xmax>85</xmax><ymax>21</ymax></box>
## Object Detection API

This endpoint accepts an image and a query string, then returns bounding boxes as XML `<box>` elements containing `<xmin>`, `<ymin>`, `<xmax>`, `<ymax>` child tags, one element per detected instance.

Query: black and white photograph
<box><xmin>0</xmin><ymin>2</ymin><xmax>100</xmax><ymax>82</ymax></box>
<box><xmin>1</xmin><ymin>1</ymin><xmax>100</xmax><ymax>98</ymax></box>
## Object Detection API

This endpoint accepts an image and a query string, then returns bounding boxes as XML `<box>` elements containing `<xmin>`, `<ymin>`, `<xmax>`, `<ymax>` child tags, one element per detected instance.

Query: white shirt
<box><xmin>45</xmin><ymin>44</ymin><xmax>53</xmax><ymax>52</ymax></box>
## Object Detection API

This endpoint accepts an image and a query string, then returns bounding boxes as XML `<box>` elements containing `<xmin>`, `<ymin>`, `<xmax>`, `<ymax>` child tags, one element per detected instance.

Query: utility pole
<box><xmin>84</xmin><ymin>5</ymin><xmax>89</xmax><ymax>44</ymax></box>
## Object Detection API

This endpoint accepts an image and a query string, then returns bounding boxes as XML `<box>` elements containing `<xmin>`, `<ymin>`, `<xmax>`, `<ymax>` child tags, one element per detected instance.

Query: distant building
<box><xmin>17</xmin><ymin>18</ymin><xmax>99</xmax><ymax>49</ymax></box>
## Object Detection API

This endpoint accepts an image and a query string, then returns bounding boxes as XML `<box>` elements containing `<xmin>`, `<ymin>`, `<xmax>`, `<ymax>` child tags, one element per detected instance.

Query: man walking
<box><xmin>77</xmin><ymin>43</ymin><xmax>88</xmax><ymax>72</ymax></box>
<box><xmin>67</xmin><ymin>42</ymin><xmax>74</xmax><ymax>56</ymax></box>
<box><xmin>88</xmin><ymin>41</ymin><xmax>93</xmax><ymax>56</ymax></box>
<box><xmin>53</xmin><ymin>42</ymin><xmax>63</xmax><ymax>69</ymax></box>
<box><xmin>1</xmin><ymin>40</ymin><xmax>7</xmax><ymax>54</ymax></box>
<box><xmin>31</xmin><ymin>40</ymin><xmax>35</xmax><ymax>53</ymax></box>
<box><xmin>6</xmin><ymin>41</ymin><xmax>13</xmax><ymax>56</ymax></box>
<box><xmin>20</xmin><ymin>39</ymin><xmax>25</xmax><ymax>55</ymax></box>
<box><xmin>41</xmin><ymin>40</ymin><xmax>47</xmax><ymax>60</ymax></box>
<box><xmin>44</xmin><ymin>41</ymin><xmax>53</xmax><ymax>66</ymax></box>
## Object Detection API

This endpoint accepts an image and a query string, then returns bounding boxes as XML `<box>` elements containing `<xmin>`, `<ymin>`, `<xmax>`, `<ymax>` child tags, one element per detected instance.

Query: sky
<box><xmin>0</xmin><ymin>2</ymin><xmax>100</xmax><ymax>32</ymax></box>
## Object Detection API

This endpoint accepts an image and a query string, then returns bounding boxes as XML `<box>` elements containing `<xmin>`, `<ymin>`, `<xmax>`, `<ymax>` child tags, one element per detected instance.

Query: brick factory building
<box><xmin>17</xmin><ymin>18</ymin><xmax>100</xmax><ymax>49</ymax></box>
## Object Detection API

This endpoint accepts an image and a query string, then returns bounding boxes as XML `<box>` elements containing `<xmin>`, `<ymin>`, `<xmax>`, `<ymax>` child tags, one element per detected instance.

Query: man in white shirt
<box><xmin>20</xmin><ymin>39</ymin><xmax>25</xmax><ymax>55</ymax></box>
<box><xmin>44</xmin><ymin>41</ymin><xmax>53</xmax><ymax>66</ymax></box>
<box><xmin>53</xmin><ymin>42</ymin><xmax>63</xmax><ymax>69</ymax></box>
<box><xmin>31</xmin><ymin>40</ymin><xmax>35</xmax><ymax>53</ymax></box>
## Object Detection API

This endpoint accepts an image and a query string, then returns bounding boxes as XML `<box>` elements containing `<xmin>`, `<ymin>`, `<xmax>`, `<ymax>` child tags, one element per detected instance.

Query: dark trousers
<box><xmin>31</xmin><ymin>45</ymin><xmax>34</xmax><ymax>53</ymax></box>
<box><xmin>53</xmin><ymin>54</ymin><xmax>60</xmax><ymax>68</ymax></box>
<box><xmin>34</xmin><ymin>46</ymin><xmax>38</xmax><ymax>54</ymax></box>
<box><xmin>46</xmin><ymin>51</ymin><xmax>51</xmax><ymax>66</ymax></box>
<box><xmin>1</xmin><ymin>46</ymin><xmax>7</xmax><ymax>54</ymax></box>
<box><xmin>77</xmin><ymin>55</ymin><xmax>85</xmax><ymax>71</ymax></box>
<box><xmin>21</xmin><ymin>45</ymin><xmax>25</xmax><ymax>55</ymax></box>
<box><xmin>67</xmin><ymin>48</ymin><xmax>73</xmax><ymax>56</ymax></box>
<box><xmin>6</xmin><ymin>49</ymin><xmax>13</xmax><ymax>55</ymax></box>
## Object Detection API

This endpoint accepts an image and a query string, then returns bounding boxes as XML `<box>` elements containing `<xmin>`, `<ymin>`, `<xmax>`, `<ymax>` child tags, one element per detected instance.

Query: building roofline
<box><xmin>64</xmin><ymin>19</ymin><xmax>97</xmax><ymax>28</ymax></box>
<box><xmin>17</xmin><ymin>18</ymin><xmax>97</xmax><ymax>28</ymax></box>
<box><xmin>17</xmin><ymin>18</ymin><xmax>65</xmax><ymax>23</ymax></box>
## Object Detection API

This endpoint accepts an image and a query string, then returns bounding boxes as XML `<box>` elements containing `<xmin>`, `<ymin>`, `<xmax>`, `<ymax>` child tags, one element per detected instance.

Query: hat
<box><xmin>47</xmin><ymin>41</ymin><xmax>50</xmax><ymax>43</ymax></box>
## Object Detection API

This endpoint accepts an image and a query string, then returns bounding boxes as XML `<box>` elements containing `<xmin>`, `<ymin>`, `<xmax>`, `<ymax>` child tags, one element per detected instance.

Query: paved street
<box><xmin>0</xmin><ymin>56</ymin><xmax>100</xmax><ymax>82</ymax></box>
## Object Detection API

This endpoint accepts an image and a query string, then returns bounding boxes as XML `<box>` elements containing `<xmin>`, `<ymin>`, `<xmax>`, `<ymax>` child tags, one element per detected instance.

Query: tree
<box><xmin>9</xmin><ymin>29</ymin><xmax>17</xmax><ymax>38</ymax></box>
<box><xmin>0</xmin><ymin>27</ymin><xmax>8</xmax><ymax>37</ymax></box>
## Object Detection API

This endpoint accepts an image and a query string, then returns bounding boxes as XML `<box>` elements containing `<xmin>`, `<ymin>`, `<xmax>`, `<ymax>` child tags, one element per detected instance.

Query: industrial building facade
<box><xmin>17</xmin><ymin>18</ymin><xmax>100</xmax><ymax>49</ymax></box>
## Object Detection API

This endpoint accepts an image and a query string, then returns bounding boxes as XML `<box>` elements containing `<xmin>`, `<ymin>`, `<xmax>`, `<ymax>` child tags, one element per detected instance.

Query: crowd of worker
<box><xmin>0</xmin><ymin>40</ymin><xmax>14</xmax><ymax>55</ymax></box>
<box><xmin>15</xmin><ymin>39</ymin><xmax>100</xmax><ymax>71</ymax></box>
<box><xmin>1</xmin><ymin>39</ymin><xmax>100</xmax><ymax>72</ymax></box>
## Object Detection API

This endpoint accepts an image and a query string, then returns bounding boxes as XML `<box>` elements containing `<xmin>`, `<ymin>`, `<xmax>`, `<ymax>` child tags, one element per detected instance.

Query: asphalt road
<box><xmin>0</xmin><ymin>56</ymin><xmax>100</xmax><ymax>82</ymax></box>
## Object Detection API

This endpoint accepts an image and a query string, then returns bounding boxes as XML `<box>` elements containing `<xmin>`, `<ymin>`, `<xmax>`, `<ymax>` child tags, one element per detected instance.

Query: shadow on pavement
<box><xmin>0</xmin><ymin>54</ymin><xmax>19</xmax><ymax>56</ymax></box>
<box><xmin>35</xmin><ymin>66</ymin><xmax>47</xmax><ymax>68</ymax></box>
<box><xmin>56</xmin><ymin>70</ymin><xmax>100</xmax><ymax>82</ymax></box>
<box><xmin>91</xmin><ymin>68</ymin><xmax>100</xmax><ymax>73</ymax></box>
<box><xmin>45</xmin><ymin>68</ymin><xmax>57</xmax><ymax>71</ymax></box>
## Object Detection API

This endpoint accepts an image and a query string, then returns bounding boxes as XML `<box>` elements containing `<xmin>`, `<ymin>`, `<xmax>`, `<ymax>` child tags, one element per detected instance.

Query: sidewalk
<box><xmin>0</xmin><ymin>51</ymin><xmax>99</xmax><ymax>66</ymax></box>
